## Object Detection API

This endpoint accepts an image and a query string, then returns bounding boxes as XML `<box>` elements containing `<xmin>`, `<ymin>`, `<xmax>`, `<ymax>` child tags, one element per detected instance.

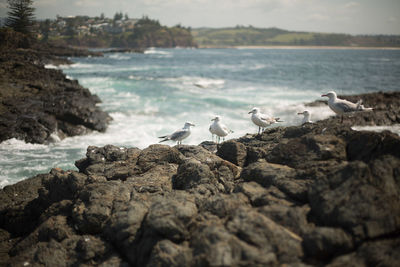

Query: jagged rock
<box><xmin>1</xmin><ymin>91</ymin><xmax>400</xmax><ymax>266</ymax></box>
<box><xmin>137</xmin><ymin>144</ymin><xmax>183</xmax><ymax>172</ymax></box>
<box><xmin>226</xmin><ymin>207</ymin><xmax>303</xmax><ymax>264</ymax></box>
<box><xmin>302</xmin><ymin>227</ymin><xmax>354</xmax><ymax>260</ymax></box>
<box><xmin>148</xmin><ymin>240</ymin><xmax>193</xmax><ymax>267</ymax></box>
<box><xmin>267</xmin><ymin>134</ymin><xmax>347</xmax><ymax>168</ymax></box>
<box><xmin>327</xmin><ymin>238</ymin><xmax>400</xmax><ymax>267</ymax></box>
<box><xmin>191</xmin><ymin>223</ymin><xmax>277</xmax><ymax>266</ymax></box>
<box><xmin>217</xmin><ymin>140</ymin><xmax>247</xmax><ymax>167</ymax></box>
<box><xmin>0</xmin><ymin>44</ymin><xmax>110</xmax><ymax>144</ymax></box>
<box><xmin>346</xmin><ymin>130</ymin><xmax>400</xmax><ymax>162</ymax></box>
<box><xmin>258</xmin><ymin>204</ymin><xmax>312</xmax><ymax>236</ymax></box>
<box><xmin>308</xmin><ymin>156</ymin><xmax>400</xmax><ymax>242</ymax></box>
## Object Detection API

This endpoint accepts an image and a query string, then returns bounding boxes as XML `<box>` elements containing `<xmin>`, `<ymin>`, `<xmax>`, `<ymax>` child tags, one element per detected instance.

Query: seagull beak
<box><xmin>211</xmin><ymin>118</ymin><xmax>215</xmax><ymax>121</ymax></box>
<box><xmin>297</xmin><ymin>112</ymin><xmax>303</xmax><ymax>115</ymax></box>
<box><xmin>248</xmin><ymin>111</ymin><xmax>252</xmax><ymax>114</ymax></box>
<box><xmin>321</xmin><ymin>94</ymin><xmax>327</xmax><ymax>97</ymax></box>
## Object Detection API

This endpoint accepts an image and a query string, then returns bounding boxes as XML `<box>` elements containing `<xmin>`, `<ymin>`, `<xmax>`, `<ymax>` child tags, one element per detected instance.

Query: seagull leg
<box><xmin>258</xmin><ymin>127</ymin><xmax>261</xmax><ymax>135</ymax></box>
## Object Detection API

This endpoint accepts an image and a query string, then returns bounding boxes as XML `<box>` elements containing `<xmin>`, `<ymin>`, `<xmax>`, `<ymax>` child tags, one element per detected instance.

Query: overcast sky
<box><xmin>1</xmin><ymin>0</ymin><xmax>399</xmax><ymax>35</ymax></box>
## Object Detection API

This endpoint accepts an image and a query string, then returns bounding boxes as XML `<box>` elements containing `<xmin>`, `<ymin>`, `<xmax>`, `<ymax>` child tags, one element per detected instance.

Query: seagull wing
<box><xmin>169</xmin><ymin>129</ymin><xmax>188</xmax><ymax>141</ymax></box>
<box><xmin>222</xmin><ymin>124</ymin><xmax>233</xmax><ymax>134</ymax></box>
<box><xmin>335</xmin><ymin>99</ymin><xmax>359</xmax><ymax>112</ymax></box>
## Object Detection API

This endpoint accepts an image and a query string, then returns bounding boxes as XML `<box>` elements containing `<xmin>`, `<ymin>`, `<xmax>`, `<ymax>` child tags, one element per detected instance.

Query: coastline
<box><xmin>0</xmin><ymin>31</ymin><xmax>111</xmax><ymax>144</ymax></box>
<box><xmin>199</xmin><ymin>45</ymin><xmax>400</xmax><ymax>50</ymax></box>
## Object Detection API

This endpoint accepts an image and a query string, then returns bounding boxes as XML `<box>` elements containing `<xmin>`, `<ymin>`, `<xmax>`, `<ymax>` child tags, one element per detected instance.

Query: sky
<box><xmin>1</xmin><ymin>0</ymin><xmax>400</xmax><ymax>35</ymax></box>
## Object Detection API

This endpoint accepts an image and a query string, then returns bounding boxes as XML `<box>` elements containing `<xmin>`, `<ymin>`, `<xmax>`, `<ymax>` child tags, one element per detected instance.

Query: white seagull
<box><xmin>159</xmin><ymin>122</ymin><xmax>195</xmax><ymax>145</ymax></box>
<box><xmin>297</xmin><ymin>110</ymin><xmax>312</xmax><ymax>125</ymax></box>
<box><xmin>248</xmin><ymin>107</ymin><xmax>283</xmax><ymax>134</ymax></box>
<box><xmin>209</xmin><ymin>116</ymin><xmax>233</xmax><ymax>144</ymax></box>
<box><xmin>321</xmin><ymin>91</ymin><xmax>373</xmax><ymax>122</ymax></box>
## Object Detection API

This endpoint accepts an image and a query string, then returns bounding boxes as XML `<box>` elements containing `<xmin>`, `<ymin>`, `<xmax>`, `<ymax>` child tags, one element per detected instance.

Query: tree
<box><xmin>39</xmin><ymin>18</ymin><xmax>51</xmax><ymax>41</ymax></box>
<box><xmin>113</xmin><ymin>12</ymin><xmax>123</xmax><ymax>21</ymax></box>
<box><xmin>6</xmin><ymin>0</ymin><xmax>36</xmax><ymax>35</ymax></box>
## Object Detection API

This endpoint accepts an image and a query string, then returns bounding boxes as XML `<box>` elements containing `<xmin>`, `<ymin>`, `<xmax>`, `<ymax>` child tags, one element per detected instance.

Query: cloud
<box><xmin>74</xmin><ymin>0</ymin><xmax>102</xmax><ymax>7</ymax></box>
<box><xmin>35</xmin><ymin>0</ymin><xmax>60</xmax><ymax>6</ymax></box>
<box><xmin>306</xmin><ymin>13</ymin><xmax>330</xmax><ymax>22</ymax></box>
<box><xmin>344</xmin><ymin>1</ymin><xmax>360</xmax><ymax>9</ymax></box>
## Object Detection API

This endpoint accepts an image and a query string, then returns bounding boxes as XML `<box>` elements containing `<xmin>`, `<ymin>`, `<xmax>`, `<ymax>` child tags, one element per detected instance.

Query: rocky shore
<box><xmin>1</xmin><ymin>91</ymin><xmax>399</xmax><ymax>266</ymax></box>
<box><xmin>0</xmin><ymin>29</ymin><xmax>111</xmax><ymax>144</ymax></box>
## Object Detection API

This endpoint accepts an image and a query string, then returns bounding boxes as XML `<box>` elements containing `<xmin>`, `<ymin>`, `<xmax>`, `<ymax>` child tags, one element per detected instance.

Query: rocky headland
<box><xmin>1</xmin><ymin>91</ymin><xmax>400</xmax><ymax>266</ymax></box>
<box><xmin>0</xmin><ymin>29</ymin><xmax>111</xmax><ymax>144</ymax></box>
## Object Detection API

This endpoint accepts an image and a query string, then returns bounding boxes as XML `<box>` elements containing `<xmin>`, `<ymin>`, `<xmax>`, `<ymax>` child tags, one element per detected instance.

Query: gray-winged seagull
<box><xmin>248</xmin><ymin>107</ymin><xmax>282</xmax><ymax>134</ymax></box>
<box><xmin>321</xmin><ymin>91</ymin><xmax>373</xmax><ymax>122</ymax></box>
<box><xmin>159</xmin><ymin>122</ymin><xmax>195</xmax><ymax>145</ymax></box>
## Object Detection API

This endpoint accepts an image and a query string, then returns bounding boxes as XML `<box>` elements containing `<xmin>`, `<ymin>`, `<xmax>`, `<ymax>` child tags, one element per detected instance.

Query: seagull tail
<box><xmin>158</xmin><ymin>135</ymin><xmax>168</xmax><ymax>139</ymax></box>
<box><xmin>159</xmin><ymin>138</ymin><xmax>169</xmax><ymax>143</ymax></box>
<box><xmin>275</xmin><ymin>118</ymin><xmax>284</xmax><ymax>122</ymax></box>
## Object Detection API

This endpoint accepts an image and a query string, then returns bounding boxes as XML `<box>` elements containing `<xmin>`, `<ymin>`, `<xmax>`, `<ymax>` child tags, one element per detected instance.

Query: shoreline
<box><xmin>198</xmin><ymin>45</ymin><xmax>400</xmax><ymax>50</ymax></box>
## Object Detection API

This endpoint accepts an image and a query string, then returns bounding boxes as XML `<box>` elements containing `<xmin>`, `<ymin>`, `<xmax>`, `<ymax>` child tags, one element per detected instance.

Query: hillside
<box><xmin>192</xmin><ymin>26</ymin><xmax>400</xmax><ymax>47</ymax></box>
<box><xmin>36</xmin><ymin>16</ymin><xmax>197</xmax><ymax>49</ymax></box>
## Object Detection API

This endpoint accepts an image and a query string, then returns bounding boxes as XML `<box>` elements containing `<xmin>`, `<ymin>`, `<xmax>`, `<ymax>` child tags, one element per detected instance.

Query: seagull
<box><xmin>321</xmin><ymin>91</ymin><xmax>373</xmax><ymax>122</ymax></box>
<box><xmin>297</xmin><ymin>110</ymin><xmax>312</xmax><ymax>125</ymax></box>
<box><xmin>159</xmin><ymin>122</ymin><xmax>195</xmax><ymax>145</ymax></box>
<box><xmin>209</xmin><ymin>116</ymin><xmax>233</xmax><ymax>144</ymax></box>
<box><xmin>248</xmin><ymin>107</ymin><xmax>283</xmax><ymax>134</ymax></box>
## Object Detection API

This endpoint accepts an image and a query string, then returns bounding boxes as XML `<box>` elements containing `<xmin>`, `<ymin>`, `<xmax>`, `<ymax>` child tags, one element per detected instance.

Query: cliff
<box><xmin>0</xmin><ymin>92</ymin><xmax>399</xmax><ymax>266</ymax></box>
<box><xmin>0</xmin><ymin>29</ymin><xmax>111</xmax><ymax>144</ymax></box>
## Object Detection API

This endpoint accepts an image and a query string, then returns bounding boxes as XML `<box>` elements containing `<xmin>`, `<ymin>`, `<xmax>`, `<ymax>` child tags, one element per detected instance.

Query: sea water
<box><xmin>1</xmin><ymin>48</ymin><xmax>400</xmax><ymax>187</ymax></box>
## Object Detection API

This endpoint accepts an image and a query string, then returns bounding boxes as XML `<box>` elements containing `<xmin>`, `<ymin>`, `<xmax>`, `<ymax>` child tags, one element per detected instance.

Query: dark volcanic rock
<box><xmin>0</xmin><ymin>34</ymin><xmax>110</xmax><ymax>144</ymax></box>
<box><xmin>1</xmin><ymin>91</ymin><xmax>400</xmax><ymax>266</ymax></box>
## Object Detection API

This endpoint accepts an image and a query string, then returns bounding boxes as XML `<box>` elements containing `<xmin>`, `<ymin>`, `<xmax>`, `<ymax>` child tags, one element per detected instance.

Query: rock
<box><xmin>235</xmin><ymin>181</ymin><xmax>292</xmax><ymax>207</ymax></box>
<box><xmin>258</xmin><ymin>204</ymin><xmax>312</xmax><ymax>236</ymax></box>
<box><xmin>346</xmin><ymin>130</ymin><xmax>400</xmax><ymax>162</ymax></box>
<box><xmin>226</xmin><ymin>207</ymin><xmax>303</xmax><ymax>264</ymax></box>
<box><xmin>173</xmin><ymin>159</ymin><xmax>216</xmax><ymax>190</ymax></box>
<box><xmin>191</xmin><ymin>223</ymin><xmax>277</xmax><ymax>266</ymax></box>
<box><xmin>217</xmin><ymin>140</ymin><xmax>247</xmax><ymax>167</ymax></box>
<box><xmin>137</xmin><ymin>144</ymin><xmax>183</xmax><ymax>172</ymax></box>
<box><xmin>302</xmin><ymin>227</ymin><xmax>354</xmax><ymax>260</ymax></box>
<box><xmin>240</xmin><ymin>160</ymin><xmax>311</xmax><ymax>202</ymax></box>
<box><xmin>308</xmin><ymin>157</ymin><xmax>400</xmax><ymax>242</ymax></box>
<box><xmin>148</xmin><ymin>240</ymin><xmax>193</xmax><ymax>267</ymax></box>
<box><xmin>267</xmin><ymin>134</ymin><xmax>347</xmax><ymax>168</ymax></box>
<box><xmin>0</xmin><ymin>42</ymin><xmax>110</xmax><ymax>144</ymax></box>
<box><xmin>144</xmin><ymin>194</ymin><xmax>197</xmax><ymax>242</ymax></box>
<box><xmin>327</xmin><ymin>238</ymin><xmax>400</xmax><ymax>267</ymax></box>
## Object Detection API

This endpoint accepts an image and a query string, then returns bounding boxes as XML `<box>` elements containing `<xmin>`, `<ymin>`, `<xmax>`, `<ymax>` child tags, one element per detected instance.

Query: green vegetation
<box><xmin>5</xmin><ymin>0</ymin><xmax>35</xmax><ymax>36</ymax></box>
<box><xmin>192</xmin><ymin>26</ymin><xmax>400</xmax><ymax>47</ymax></box>
<box><xmin>35</xmin><ymin>15</ymin><xmax>197</xmax><ymax>49</ymax></box>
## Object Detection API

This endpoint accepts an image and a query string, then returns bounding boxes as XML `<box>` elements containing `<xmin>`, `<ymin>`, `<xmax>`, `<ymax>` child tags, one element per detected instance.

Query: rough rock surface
<box><xmin>1</xmin><ymin>92</ymin><xmax>400</xmax><ymax>266</ymax></box>
<box><xmin>0</xmin><ymin>30</ymin><xmax>110</xmax><ymax>144</ymax></box>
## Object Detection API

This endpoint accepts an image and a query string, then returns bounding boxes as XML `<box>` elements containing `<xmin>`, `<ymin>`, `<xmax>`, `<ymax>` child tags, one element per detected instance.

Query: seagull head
<box><xmin>184</xmin><ymin>122</ymin><xmax>195</xmax><ymax>128</ymax></box>
<box><xmin>248</xmin><ymin>107</ymin><xmax>260</xmax><ymax>114</ymax></box>
<box><xmin>321</xmin><ymin>91</ymin><xmax>337</xmax><ymax>99</ymax></box>
<box><xmin>211</xmin><ymin>116</ymin><xmax>221</xmax><ymax>122</ymax></box>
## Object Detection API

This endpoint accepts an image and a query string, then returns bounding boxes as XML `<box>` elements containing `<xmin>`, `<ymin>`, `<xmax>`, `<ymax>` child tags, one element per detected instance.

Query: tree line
<box><xmin>2</xmin><ymin>0</ymin><xmax>197</xmax><ymax>49</ymax></box>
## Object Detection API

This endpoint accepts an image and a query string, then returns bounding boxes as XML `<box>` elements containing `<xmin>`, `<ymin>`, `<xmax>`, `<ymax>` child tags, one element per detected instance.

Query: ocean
<box><xmin>1</xmin><ymin>47</ymin><xmax>400</xmax><ymax>187</ymax></box>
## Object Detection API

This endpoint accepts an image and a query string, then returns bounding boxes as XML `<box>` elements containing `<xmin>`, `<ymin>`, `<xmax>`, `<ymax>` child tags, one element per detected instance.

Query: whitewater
<box><xmin>1</xmin><ymin>47</ymin><xmax>400</xmax><ymax>187</ymax></box>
